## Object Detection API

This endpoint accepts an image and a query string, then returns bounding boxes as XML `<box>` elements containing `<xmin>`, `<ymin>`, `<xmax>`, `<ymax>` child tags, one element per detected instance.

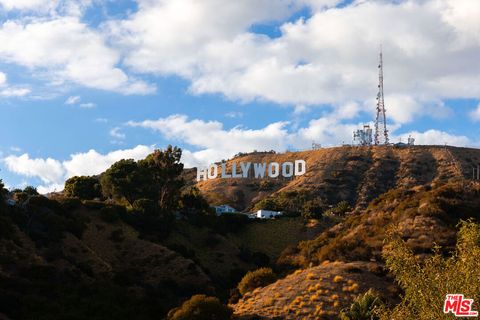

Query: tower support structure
<box><xmin>374</xmin><ymin>49</ymin><xmax>389</xmax><ymax>145</ymax></box>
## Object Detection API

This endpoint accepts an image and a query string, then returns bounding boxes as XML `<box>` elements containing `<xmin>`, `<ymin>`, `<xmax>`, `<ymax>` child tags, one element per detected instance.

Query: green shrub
<box><xmin>254</xmin><ymin>189</ymin><xmax>327</xmax><ymax>217</ymax></box>
<box><xmin>302</xmin><ymin>198</ymin><xmax>327</xmax><ymax>218</ymax></box>
<box><xmin>339</xmin><ymin>289</ymin><xmax>383</xmax><ymax>320</ymax></box>
<box><xmin>324</xmin><ymin>200</ymin><xmax>351</xmax><ymax>217</ymax></box>
<box><xmin>167</xmin><ymin>295</ymin><xmax>232</xmax><ymax>320</ymax></box>
<box><xmin>64</xmin><ymin>176</ymin><xmax>102</xmax><ymax>200</ymax></box>
<box><xmin>380</xmin><ymin>220</ymin><xmax>480</xmax><ymax>320</ymax></box>
<box><xmin>237</xmin><ymin>267</ymin><xmax>276</xmax><ymax>295</ymax></box>
<box><xmin>23</xmin><ymin>186</ymin><xmax>39</xmax><ymax>196</ymax></box>
<box><xmin>179</xmin><ymin>187</ymin><xmax>211</xmax><ymax>215</ymax></box>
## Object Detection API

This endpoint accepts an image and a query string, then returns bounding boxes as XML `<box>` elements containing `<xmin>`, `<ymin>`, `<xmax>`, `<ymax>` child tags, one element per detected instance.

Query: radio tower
<box><xmin>374</xmin><ymin>48</ymin><xmax>389</xmax><ymax>145</ymax></box>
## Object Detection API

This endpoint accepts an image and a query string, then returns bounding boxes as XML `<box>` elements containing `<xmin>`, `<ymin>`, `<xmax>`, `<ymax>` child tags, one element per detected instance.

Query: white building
<box><xmin>213</xmin><ymin>204</ymin><xmax>236</xmax><ymax>216</ymax></box>
<box><xmin>256</xmin><ymin>210</ymin><xmax>283</xmax><ymax>219</ymax></box>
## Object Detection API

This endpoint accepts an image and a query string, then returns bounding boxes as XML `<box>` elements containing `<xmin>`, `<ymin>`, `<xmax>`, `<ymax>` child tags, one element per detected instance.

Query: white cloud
<box><xmin>399</xmin><ymin>129</ymin><xmax>470</xmax><ymax>146</ymax></box>
<box><xmin>127</xmin><ymin>114</ymin><xmax>374</xmax><ymax>167</ymax></box>
<box><xmin>3</xmin><ymin>154</ymin><xmax>65</xmax><ymax>184</ymax></box>
<box><xmin>2</xmin><ymin>145</ymin><xmax>154</xmax><ymax>193</ymax></box>
<box><xmin>0</xmin><ymin>87</ymin><xmax>30</xmax><ymax>97</ymax></box>
<box><xmin>225</xmin><ymin>111</ymin><xmax>243</xmax><ymax>118</ymax></box>
<box><xmin>128</xmin><ymin>115</ymin><xmax>291</xmax><ymax>167</ymax></box>
<box><xmin>0</xmin><ymin>0</ymin><xmax>95</xmax><ymax>17</ymax></box>
<box><xmin>105</xmin><ymin>0</ymin><xmax>480</xmax><ymax>123</ymax></box>
<box><xmin>293</xmin><ymin>105</ymin><xmax>309</xmax><ymax>115</ymax></box>
<box><xmin>0</xmin><ymin>16</ymin><xmax>155</xmax><ymax>95</ymax></box>
<box><xmin>62</xmin><ymin>145</ymin><xmax>154</xmax><ymax>177</ymax></box>
<box><xmin>79</xmin><ymin>102</ymin><xmax>96</xmax><ymax>108</ymax></box>
<box><xmin>0</xmin><ymin>0</ymin><xmax>54</xmax><ymax>11</ymax></box>
<box><xmin>470</xmin><ymin>103</ymin><xmax>480</xmax><ymax>122</ymax></box>
<box><xmin>0</xmin><ymin>70</ymin><xmax>30</xmax><ymax>97</ymax></box>
<box><xmin>0</xmin><ymin>0</ymin><xmax>477</xmax><ymax>120</ymax></box>
<box><xmin>37</xmin><ymin>183</ymin><xmax>64</xmax><ymax>194</ymax></box>
<box><xmin>128</xmin><ymin>114</ymin><xmax>475</xmax><ymax>168</ymax></box>
<box><xmin>65</xmin><ymin>95</ymin><xmax>80</xmax><ymax>105</ymax></box>
<box><xmin>109</xmin><ymin>127</ymin><xmax>125</xmax><ymax>139</ymax></box>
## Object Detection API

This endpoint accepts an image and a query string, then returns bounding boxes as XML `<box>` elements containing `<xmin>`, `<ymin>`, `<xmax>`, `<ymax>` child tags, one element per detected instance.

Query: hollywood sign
<box><xmin>197</xmin><ymin>160</ymin><xmax>307</xmax><ymax>181</ymax></box>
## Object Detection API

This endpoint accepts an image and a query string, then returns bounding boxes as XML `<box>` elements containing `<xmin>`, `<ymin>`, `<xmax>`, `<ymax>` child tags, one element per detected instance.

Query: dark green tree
<box><xmin>0</xmin><ymin>179</ymin><xmax>6</xmax><ymax>214</ymax></box>
<box><xmin>139</xmin><ymin>146</ymin><xmax>184</xmax><ymax>212</ymax></box>
<box><xmin>23</xmin><ymin>186</ymin><xmax>39</xmax><ymax>196</ymax></box>
<box><xmin>100</xmin><ymin>159</ymin><xmax>148</xmax><ymax>205</ymax></box>
<box><xmin>179</xmin><ymin>187</ymin><xmax>211</xmax><ymax>215</ymax></box>
<box><xmin>253</xmin><ymin>198</ymin><xmax>280</xmax><ymax>211</ymax></box>
<box><xmin>302</xmin><ymin>198</ymin><xmax>327</xmax><ymax>219</ymax></box>
<box><xmin>0</xmin><ymin>179</ymin><xmax>6</xmax><ymax>199</ymax></box>
<box><xmin>64</xmin><ymin>176</ymin><xmax>102</xmax><ymax>200</ymax></box>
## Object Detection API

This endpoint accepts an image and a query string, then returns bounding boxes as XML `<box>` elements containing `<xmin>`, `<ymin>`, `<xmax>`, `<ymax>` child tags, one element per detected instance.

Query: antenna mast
<box><xmin>374</xmin><ymin>48</ymin><xmax>389</xmax><ymax>145</ymax></box>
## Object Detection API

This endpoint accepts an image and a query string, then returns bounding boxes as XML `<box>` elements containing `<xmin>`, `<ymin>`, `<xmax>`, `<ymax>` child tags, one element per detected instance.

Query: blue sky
<box><xmin>0</xmin><ymin>0</ymin><xmax>479</xmax><ymax>192</ymax></box>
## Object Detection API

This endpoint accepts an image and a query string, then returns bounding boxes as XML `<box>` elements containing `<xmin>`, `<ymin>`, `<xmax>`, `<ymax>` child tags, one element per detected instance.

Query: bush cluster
<box><xmin>237</xmin><ymin>267</ymin><xmax>276</xmax><ymax>295</ymax></box>
<box><xmin>167</xmin><ymin>295</ymin><xmax>232</xmax><ymax>320</ymax></box>
<box><xmin>254</xmin><ymin>189</ymin><xmax>329</xmax><ymax>218</ymax></box>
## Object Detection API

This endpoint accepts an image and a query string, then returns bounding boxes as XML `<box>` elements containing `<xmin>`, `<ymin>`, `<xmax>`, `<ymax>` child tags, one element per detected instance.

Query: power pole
<box><xmin>374</xmin><ymin>48</ymin><xmax>389</xmax><ymax>145</ymax></box>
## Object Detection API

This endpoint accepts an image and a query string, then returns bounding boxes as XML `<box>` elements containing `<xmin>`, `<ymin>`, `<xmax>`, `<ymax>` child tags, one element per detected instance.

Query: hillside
<box><xmin>0</xmin><ymin>199</ymin><xmax>214</xmax><ymax>319</ymax></box>
<box><xmin>196</xmin><ymin>145</ymin><xmax>480</xmax><ymax>210</ymax></box>
<box><xmin>232</xmin><ymin>180</ymin><xmax>480</xmax><ymax>319</ymax></box>
<box><xmin>233</xmin><ymin>261</ymin><xmax>398</xmax><ymax>319</ymax></box>
<box><xmin>2</xmin><ymin>145</ymin><xmax>480</xmax><ymax>319</ymax></box>
<box><xmin>0</xmin><ymin>195</ymin><xmax>330</xmax><ymax>319</ymax></box>
<box><xmin>280</xmin><ymin>180</ymin><xmax>480</xmax><ymax>265</ymax></box>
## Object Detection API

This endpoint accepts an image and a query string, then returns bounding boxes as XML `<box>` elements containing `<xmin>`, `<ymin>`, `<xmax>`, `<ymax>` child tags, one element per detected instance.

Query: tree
<box><xmin>23</xmin><ymin>186</ymin><xmax>39</xmax><ymax>196</ymax></box>
<box><xmin>179</xmin><ymin>187</ymin><xmax>211</xmax><ymax>215</ymax></box>
<box><xmin>302</xmin><ymin>198</ymin><xmax>327</xmax><ymax>219</ymax></box>
<box><xmin>167</xmin><ymin>295</ymin><xmax>232</xmax><ymax>320</ymax></box>
<box><xmin>64</xmin><ymin>176</ymin><xmax>102</xmax><ymax>200</ymax></box>
<box><xmin>0</xmin><ymin>179</ymin><xmax>6</xmax><ymax>199</ymax></box>
<box><xmin>0</xmin><ymin>179</ymin><xmax>6</xmax><ymax>214</ymax></box>
<box><xmin>139</xmin><ymin>146</ymin><xmax>184</xmax><ymax>212</ymax></box>
<box><xmin>237</xmin><ymin>267</ymin><xmax>276</xmax><ymax>295</ymax></box>
<box><xmin>380</xmin><ymin>220</ymin><xmax>480</xmax><ymax>320</ymax></box>
<box><xmin>253</xmin><ymin>198</ymin><xmax>280</xmax><ymax>211</ymax></box>
<box><xmin>100</xmin><ymin>159</ymin><xmax>148</xmax><ymax>205</ymax></box>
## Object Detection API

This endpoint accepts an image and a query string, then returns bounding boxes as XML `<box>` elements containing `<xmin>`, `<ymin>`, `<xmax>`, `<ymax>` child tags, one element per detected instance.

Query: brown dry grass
<box><xmin>232</xmin><ymin>261</ymin><xmax>398</xmax><ymax>319</ymax></box>
<box><xmin>196</xmin><ymin>146</ymin><xmax>479</xmax><ymax>211</ymax></box>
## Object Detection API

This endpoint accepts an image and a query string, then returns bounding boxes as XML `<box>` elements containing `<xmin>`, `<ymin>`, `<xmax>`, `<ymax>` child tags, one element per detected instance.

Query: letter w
<box><xmin>253</xmin><ymin>163</ymin><xmax>266</xmax><ymax>178</ymax></box>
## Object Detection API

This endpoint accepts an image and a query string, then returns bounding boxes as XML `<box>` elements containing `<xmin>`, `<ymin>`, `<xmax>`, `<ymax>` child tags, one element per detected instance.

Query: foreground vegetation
<box><xmin>380</xmin><ymin>220</ymin><xmax>480</xmax><ymax>319</ymax></box>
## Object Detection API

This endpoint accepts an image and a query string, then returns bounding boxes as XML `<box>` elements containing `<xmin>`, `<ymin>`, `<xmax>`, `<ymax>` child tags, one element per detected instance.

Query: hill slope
<box><xmin>233</xmin><ymin>261</ymin><xmax>398</xmax><ymax>319</ymax></box>
<box><xmin>196</xmin><ymin>146</ymin><xmax>480</xmax><ymax>210</ymax></box>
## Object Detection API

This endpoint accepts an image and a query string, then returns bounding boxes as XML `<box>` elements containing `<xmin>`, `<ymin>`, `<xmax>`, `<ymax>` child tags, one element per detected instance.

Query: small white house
<box><xmin>256</xmin><ymin>210</ymin><xmax>283</xmax><ymax>219</ymax></box>
<box><xmin>213</xmin><ymin>204</ymin><xmax>236</xmax><ymax>216</ymax></box>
